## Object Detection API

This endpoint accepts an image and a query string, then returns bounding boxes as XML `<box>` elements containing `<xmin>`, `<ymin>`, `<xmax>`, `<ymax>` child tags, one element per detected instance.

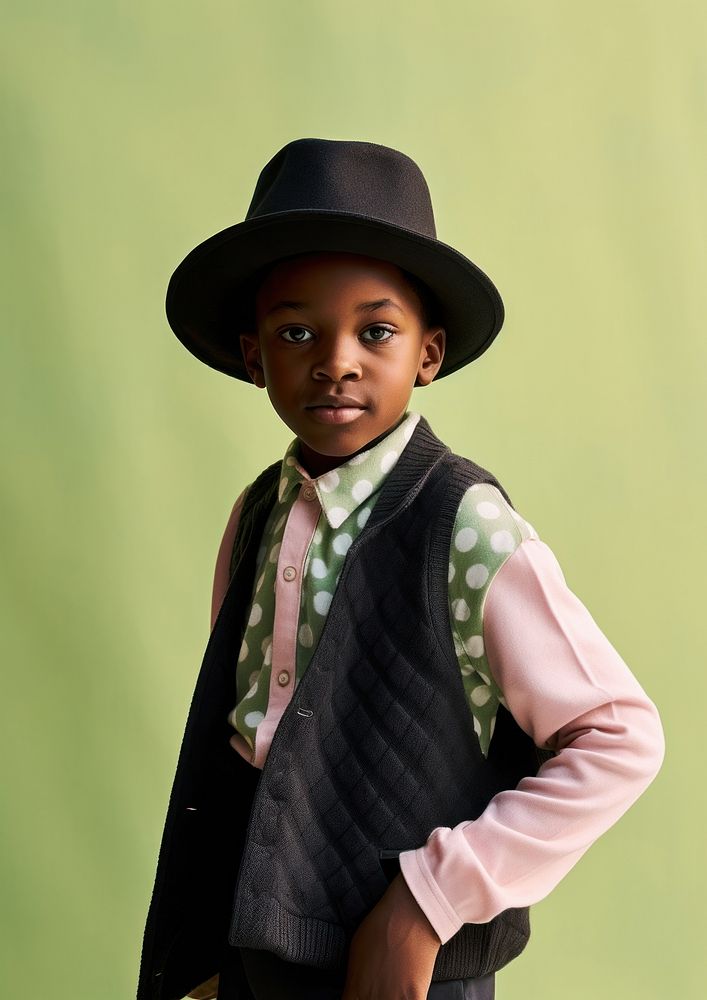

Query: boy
<box><xmin>137</xmin><ymin>139</ymin><xmax>664</xmax><ymax>1000</ymax></box>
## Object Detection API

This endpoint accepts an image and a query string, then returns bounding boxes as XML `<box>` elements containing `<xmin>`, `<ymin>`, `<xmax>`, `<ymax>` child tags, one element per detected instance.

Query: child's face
<box><xmin>240</xmin><ymin>252</ymin><xmax>445</xmax><ymax>476</ymax></box>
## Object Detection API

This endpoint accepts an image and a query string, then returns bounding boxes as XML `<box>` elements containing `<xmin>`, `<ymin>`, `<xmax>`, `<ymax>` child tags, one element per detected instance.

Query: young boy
<box><xmin>137</xmin><ymin>139</ymin><xmax>665</xmax><ymax>1000</ymax></box>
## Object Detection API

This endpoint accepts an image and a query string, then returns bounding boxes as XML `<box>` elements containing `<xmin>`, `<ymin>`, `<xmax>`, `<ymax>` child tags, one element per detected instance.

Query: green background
<box><xmin>2</xmin><ymin>2</ymin><xmax>704</xmax><ymax>997</ymax></box>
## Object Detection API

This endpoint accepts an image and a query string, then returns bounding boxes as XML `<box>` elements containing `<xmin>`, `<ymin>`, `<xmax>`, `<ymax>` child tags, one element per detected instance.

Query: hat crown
<box><xmin>245</xmin><ymin>138</ymin><xmax>437</xmax><ymax>239</ymax></box>
<box><xmin>166</xmin><ymin>136</ymin><xmax>504</xmax><ymax>383</ymax></box>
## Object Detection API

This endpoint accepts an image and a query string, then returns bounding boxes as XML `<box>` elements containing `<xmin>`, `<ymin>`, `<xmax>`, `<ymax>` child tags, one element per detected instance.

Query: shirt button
<box><xmin>277</xmin><ymin>670</ymin><xmax>290</xmax><ymax>686</ymax></box>
<box><xmin>283</xmin><ymin>565</ymin><xmax>297</xmax><ymax>582</ymax></box>
<box><xmin>302</xmin><ymin>485</ymin><xmax>316</xmax><ymax>501</ymax></box>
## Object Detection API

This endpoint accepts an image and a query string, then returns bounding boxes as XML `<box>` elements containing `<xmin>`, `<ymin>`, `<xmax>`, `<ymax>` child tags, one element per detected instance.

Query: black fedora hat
<box><xmin>166</xmin><ymin>137</ymin><xmax>504</xmax><ymax>381</ymax></box>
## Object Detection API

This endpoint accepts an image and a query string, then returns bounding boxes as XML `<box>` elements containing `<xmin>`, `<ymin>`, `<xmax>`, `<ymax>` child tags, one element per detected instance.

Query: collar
<box><xmin>277</xmin><ymin>411</ymin><xmax>422</xmax><ymax>529</ymax></box>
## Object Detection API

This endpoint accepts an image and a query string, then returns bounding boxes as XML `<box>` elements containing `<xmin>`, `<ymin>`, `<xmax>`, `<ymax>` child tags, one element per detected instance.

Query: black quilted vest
<box><xmin>137</xmin><ymin>415</ymin><xmax>552</xmax><ymax>1000</ymax></box>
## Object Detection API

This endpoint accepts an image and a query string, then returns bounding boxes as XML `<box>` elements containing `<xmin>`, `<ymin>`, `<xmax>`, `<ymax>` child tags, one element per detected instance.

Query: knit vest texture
<box><xmin>137</xmin><ymin>415</ymin><xmax>552</xmax><ymax>1000</ymax></box>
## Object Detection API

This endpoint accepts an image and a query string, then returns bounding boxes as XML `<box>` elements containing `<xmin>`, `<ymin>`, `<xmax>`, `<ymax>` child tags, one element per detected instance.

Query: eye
<box><xmin>361</xmin><ymin>325</ymin><xmax>395</xmax><ymax>343</ymax></box>
<box><xmin>279</xmin><ymin>326</ymin><xmax>313</xmax><ymax>343</ymax></box>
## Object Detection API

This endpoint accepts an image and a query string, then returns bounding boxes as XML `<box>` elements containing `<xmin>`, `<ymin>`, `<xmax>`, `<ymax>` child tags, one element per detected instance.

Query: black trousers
<box><xmin>217</xmin><ymin>943</ymin><xmax>495</xmax><ymax>999</ymax></box>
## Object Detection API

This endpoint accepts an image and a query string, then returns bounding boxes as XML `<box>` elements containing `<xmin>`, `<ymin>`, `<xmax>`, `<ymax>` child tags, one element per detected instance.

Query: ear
<box><xmin>239</xmin><ymin>332</ymin><xmax>266</xmax><ymax>388</ymax></box>
<box><xmin>415</xmin><ymin>327</ymin><xmax>446</xmax><ymax>388</ymax></box>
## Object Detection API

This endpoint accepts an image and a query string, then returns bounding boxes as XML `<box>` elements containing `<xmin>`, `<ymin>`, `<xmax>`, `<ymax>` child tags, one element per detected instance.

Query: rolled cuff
<box><xmin>398</xmin><ymin>841</ymin><xmax>464</xmax><ymax>945</ymax></box>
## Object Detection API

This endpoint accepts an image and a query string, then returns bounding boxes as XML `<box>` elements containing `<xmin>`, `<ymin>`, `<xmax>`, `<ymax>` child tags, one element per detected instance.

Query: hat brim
<box><xmin>165</xmin><ymin>210</ymin><xmax>504</xmax><ymax>381</ymax></box>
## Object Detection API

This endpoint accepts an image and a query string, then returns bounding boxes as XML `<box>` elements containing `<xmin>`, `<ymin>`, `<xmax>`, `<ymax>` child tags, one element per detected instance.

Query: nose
<box><xmin>311</xmin><ymin>334</ymin><xmax>362</xmax><ymax>382</ymax></box>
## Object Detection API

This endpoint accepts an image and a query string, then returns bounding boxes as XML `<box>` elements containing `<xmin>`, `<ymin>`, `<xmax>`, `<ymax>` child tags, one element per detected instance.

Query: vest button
<box><xmin>277</xmin><ymin>670</ymin><xmax>290</xmax><ymax>686</ymax></box>
<box><xmin>302</xmin><ymin>485</ymin><xmax>316</xmax><ymax>501</ymax></box>
<box><xmin>283</xmin><ymin>565</ymin><xmax>297</xmax><ymax>581</ymax></box>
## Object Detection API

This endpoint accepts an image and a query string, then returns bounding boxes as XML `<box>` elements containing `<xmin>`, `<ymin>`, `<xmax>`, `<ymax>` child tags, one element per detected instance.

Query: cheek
<box><xmin>258</xmin><ymin>345</ymin><xmax>280</xmax><ymax>375</ymax></box>
<box><xmin>392</xmin><ymin>340</ymin><xmax>426</xmax><ymax>379</ymax></box>
<box><xmin>260</xmin><ymin>351</ymin><xmax>300</xmax><ymax>393</ymax></box>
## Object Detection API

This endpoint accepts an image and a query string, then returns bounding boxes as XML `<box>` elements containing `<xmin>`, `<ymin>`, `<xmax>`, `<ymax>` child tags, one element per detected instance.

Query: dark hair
<box><xmin>237</xmin><ymin>254</ymin><xmax>444</xmax><ymax>332</ymax></box>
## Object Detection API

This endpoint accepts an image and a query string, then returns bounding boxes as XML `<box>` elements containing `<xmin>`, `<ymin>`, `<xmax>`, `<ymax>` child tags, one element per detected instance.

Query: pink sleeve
<box><xmin>210</xmin><ymin>486</ymin><xmax>250</xmax><ymax>632</ymax></box>
<box><xmin>398</xmin><ymin>537</ymin><xmax>665</xmax><ymax>944</ymax></box>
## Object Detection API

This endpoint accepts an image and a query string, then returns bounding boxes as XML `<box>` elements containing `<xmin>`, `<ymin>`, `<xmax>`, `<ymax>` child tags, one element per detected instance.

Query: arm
<box><xmin>398</xmin><ymin>536</ymin><xmax>665</xmax><ymax>944</ymax></box>
<box><xmin>210</xmin><ymin>485</ymin><xmax>249</xmax><ymax>632</ymax></box>
<box><xmin>342</xmin><ymin>872</ymin><xmax>441</xmax><ymax>1000</ymax></box>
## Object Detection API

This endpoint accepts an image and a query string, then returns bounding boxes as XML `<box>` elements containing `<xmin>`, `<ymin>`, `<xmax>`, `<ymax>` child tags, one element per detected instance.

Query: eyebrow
<box><xmin>264</xmin><ymin>297</ymin><xmax>404</xmax><ymax>317</ymax></box>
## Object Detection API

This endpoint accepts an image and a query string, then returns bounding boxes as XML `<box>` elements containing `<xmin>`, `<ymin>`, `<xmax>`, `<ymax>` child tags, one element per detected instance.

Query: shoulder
<box><xmin>246</xmin><ymin>459</ymin><xmax>281</xmax><ymax>502</ymax></box>
<box><xmin>447</xmin><ymin>482</ymin><xmax>542</xmax><ymax>628</ymax></box>
<box><xmin>210</xmin><ymin>460</ymin><xmax>277</xmax><ymax>624</ymax></box>
<box><xmin>452</xmin><ymin>481</ymin><xmax>539</xmax><ymax>555</ymax></box>
<box><xmin>210</xmin><ymin>481</ymin><xmax>253</xmax><ymax>630</ymax></box>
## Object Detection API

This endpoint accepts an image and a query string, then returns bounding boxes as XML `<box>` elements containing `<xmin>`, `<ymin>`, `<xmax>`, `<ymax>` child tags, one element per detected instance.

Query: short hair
<box><xmin>237</xmin><ymin>255</ymin><xmax>444</xmax><ymax>332</ymax></box>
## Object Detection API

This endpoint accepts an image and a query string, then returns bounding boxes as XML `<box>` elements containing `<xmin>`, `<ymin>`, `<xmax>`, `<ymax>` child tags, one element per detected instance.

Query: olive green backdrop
<box><xmin>2</xmin><ymin>2</ymin><xmax>704</xmax><ymax>997</ymax></box>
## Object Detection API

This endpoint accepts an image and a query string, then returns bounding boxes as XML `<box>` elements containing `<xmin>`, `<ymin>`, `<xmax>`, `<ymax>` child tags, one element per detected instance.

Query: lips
<box><xmin>305</xmin><ymin>394</ymin><xmax>367</xmax><ymax>409</ymax></box>
<box><xmin>305</xmin><ymin>395</ymin><xmax>368</xmax><ymax>426</ymax></box>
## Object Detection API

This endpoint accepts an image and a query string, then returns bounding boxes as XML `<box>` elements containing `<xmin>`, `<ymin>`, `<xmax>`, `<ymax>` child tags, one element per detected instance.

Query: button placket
<box><xmin>252</xmin><ymin>486</ymin><xmax>321</xmax><ymax>770</ymax></box>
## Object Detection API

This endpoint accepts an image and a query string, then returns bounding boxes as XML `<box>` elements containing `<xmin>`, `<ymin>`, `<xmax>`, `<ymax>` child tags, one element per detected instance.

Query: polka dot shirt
<box><xmin>228</xmin><ymin>409</ymin><xmax>538</xmax><ymax>760</ymax></box>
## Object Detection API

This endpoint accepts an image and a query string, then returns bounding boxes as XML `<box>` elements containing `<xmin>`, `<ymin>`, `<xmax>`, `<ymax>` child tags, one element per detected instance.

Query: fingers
<box><xmin>186</xmin><ymin>972</ymin><xmax>220</xmax><ymax>999</ymax></box>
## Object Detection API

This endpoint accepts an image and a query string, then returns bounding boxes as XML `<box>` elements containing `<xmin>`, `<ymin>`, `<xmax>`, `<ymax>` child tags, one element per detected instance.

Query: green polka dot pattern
<box><xmin>229</xmin><ymin>411</ymin><xmax>421</xmax><ymax>751</ymax></box>
<box><xmin>449</xmin><ymin>482</ymin><xmax>539</xmax><ymax>755</ymax></box>
<box><xmin>227</xmin><ymin>410</ymin><xmax>540</xmax><ymax>760</ymax></box>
